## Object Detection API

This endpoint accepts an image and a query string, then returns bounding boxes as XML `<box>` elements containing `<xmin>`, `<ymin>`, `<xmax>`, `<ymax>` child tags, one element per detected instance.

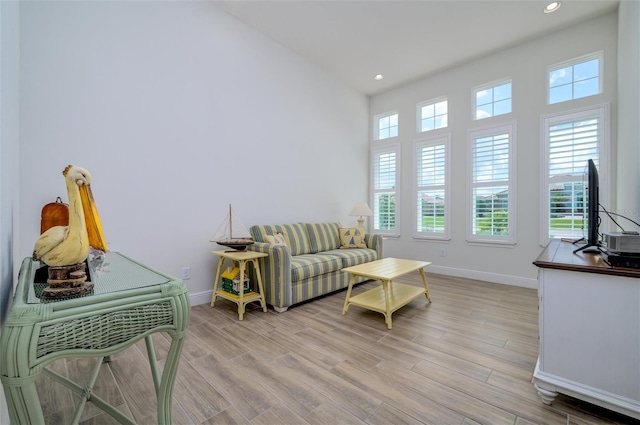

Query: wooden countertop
<box><xmin>534</xmin><ymin>239</ymin><xmax>640</xmax><ymax>278</ymax></box>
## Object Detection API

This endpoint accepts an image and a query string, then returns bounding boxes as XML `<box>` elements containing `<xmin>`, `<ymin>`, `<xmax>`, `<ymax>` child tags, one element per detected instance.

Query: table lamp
<box><xmin>350</xmin><ymin>202</ymin><xmax>373</xmax><ymax>232</ymax></box>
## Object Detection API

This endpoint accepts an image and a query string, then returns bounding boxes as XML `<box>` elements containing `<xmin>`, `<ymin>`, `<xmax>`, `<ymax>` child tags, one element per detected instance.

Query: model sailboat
<box><xmin>211</xmin><ymin>204</ymin><xmax>254</xmax><ymax>250</ymax></box>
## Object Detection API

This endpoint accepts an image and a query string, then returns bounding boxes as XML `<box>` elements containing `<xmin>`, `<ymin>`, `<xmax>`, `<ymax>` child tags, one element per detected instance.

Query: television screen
<box><xmin>574</xmin><ymin>159</ymin><xmax>600</xmax><ymax>253</ymax></box>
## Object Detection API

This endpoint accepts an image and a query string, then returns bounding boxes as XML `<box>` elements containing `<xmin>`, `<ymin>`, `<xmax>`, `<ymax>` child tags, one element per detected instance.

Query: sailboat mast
<box><xmin>228</xmin><ymin>204</ymin><xmax>233</xmax><ymax>240</ymax></box>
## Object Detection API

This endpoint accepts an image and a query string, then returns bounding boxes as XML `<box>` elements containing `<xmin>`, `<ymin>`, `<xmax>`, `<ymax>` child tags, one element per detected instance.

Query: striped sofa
<box><xmin>248</xmin><ymin>222</ymin><xmax>383</xmax><ymax>312</ymax></box>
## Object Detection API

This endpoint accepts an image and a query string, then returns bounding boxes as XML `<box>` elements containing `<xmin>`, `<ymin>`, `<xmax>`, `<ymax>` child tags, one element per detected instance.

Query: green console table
<box><xmin>0</xmin><ymin>252</ymin><xmax>191</xmax><ymax>424</ymax></box>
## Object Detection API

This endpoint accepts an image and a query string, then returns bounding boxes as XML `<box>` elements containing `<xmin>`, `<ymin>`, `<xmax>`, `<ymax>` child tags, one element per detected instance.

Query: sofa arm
<box><xmin>248</xmin><ymin>242</ymin><xmax>292</xmax><ymax>311</ymax></box>
<box><xmin>364</xmin><ymin>233</ymin><xmax>383</xmax><ymax>259</ymax></box>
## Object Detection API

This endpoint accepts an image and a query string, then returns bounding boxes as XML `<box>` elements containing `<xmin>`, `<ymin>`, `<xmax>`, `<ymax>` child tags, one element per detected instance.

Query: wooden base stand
<box><xmin>43</xmin><ymin>262</ymin><xmax>93</xmax><ymax>298</ymax></box>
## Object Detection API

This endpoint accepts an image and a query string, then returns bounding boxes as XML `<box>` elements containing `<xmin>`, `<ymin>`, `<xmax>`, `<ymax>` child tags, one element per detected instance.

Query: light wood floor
<box><xmin>35</xmin><ymin>273</ymin><xmax>639</xmax><ymax>425</ymax></box>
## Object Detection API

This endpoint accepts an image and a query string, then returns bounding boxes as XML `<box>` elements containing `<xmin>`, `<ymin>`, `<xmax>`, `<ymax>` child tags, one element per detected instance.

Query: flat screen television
<box><xmin>573</xmin><ymin>159</ymin><xmax>600</xmax><ymax>253</ymax></box>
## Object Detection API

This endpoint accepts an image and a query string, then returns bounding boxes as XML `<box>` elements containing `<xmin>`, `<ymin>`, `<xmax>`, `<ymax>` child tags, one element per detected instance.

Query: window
<box><xmin>371</xmin><ymin>144</ymin><xmax>400</xmax><ymax>235</ymax></box>
<box><xmin>418</xmin><ymin>98</ymin><xmax>448</xmax><ymax>132</ymax></box>
<box><xmin>474</xmin><ymin>80</ymin><xmax>512</xmax><ymax>120</ymax></box>
<box><xmin>374</xmin><ymin>111</ymin><xmax>398</xmax><ymax>140</ymax></box>
<box><xmin>548</xmin><ymin>52</ymin><xmax>602</xmax><ymax>104</ymax></box>
<box><xmin>415</xmin><ymin>136</ymin><xmax>450</xmax><ymax>239</ymax></box>
<box><xmin>541</xmin><ymin>105</ymin><xmax>608</xmax><ymax>243</ymax></box>
<box><xmin>468</xmin><ymin>123</ymin><xmax>516</xmax><ymax>244</ymax></box>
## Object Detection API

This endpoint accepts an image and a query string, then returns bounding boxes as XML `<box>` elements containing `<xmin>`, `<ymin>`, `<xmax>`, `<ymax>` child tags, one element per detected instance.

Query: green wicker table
<box><xmin>0</xmin><ymin>252</ymin><xmax>190</xmax><ymax>425</ymax></box>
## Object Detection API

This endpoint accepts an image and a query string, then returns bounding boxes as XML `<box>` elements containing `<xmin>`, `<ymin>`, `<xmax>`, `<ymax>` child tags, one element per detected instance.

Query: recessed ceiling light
<box><xmin>374</xmin><ymin>74</ymin><xmax>384</xmax><ymax>81</ymax></box>
<box><xmin>544</xmin><ymin>1</ymin><xmax>561</xmax><ymax>13</ymax></box>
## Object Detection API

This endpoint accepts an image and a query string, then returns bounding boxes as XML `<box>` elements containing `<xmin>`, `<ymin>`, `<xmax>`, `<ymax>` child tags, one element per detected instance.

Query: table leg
<box><xmin>1</xmin><ymin>376</ymin><xmax>44</xmax><ymax>424</ymax></box>
<box><xmin>157</xmin><ymin>332</ymin><xmax>187</xmax><ymax>425</ymax></box>
<box><xmin>211</xmin><ymin>257</ymin><xmax>226</xmax><ymax>307</ymax></box>
<box><xmin>1</xmin><ymin>320</ymin><xmax>47</xmax><ymax>424</ymax></box>
<box><xmin>145</xmin><ymin>336</ymin><xmax>160</xmax><ymax>393</ymax></box>
<box><xmin>238</xmin><ymin>259</ymin><xmax>246</xmax><ymax>320</ymax></box>
<box><xmin>252</xmin><ymin>259</ymin><xmax>268</xmax><ymax>312</ymax></box>
<box><xmin>418</xmin><ymin>268</ymin><xmax>432</xmax><ymax>302</ymax></box>
<box><xmin>342</xmin><ymin>274</ymin><xmax>357</xmax><ymax>314</ymax></box>
<box><xmin>382</xmin><ymin>279</ymin><xmax>393</xmax><ymax>329</ymax></box>
<box><xmin>534</xmin><ymin>383</ymin><xmax>559</xmax><ymax>405</ymax></box>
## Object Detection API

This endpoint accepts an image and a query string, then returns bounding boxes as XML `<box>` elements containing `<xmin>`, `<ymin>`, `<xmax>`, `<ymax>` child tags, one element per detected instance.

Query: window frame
<box><xmin>547</xmin><ymin>51</ymin><xmax>603</xmax><ymax>105</ymax></box>
<box><xmin>539</xmin><ymin>104</ymin><xmax>609</xmax><ymax>246</ymax></box>
<box><xmin>414</xmin><ymin>135</ymin><xmax>451</xmax><ymax>240</ymax></box>
<box><xmin>467</xmin><ymin>122</ymin><xmax>517</xmax><ymax>245</ymax></box>
<box><xmin>373</xmin><ymin>111</ymin><xmax>399</xmax><ymax>141</ymax></box>
<box><xmin>473</xmin><ymin>79</ymin><xmax>512</xmax><ymax>121</ymax></box>
<box><xmin>371</xmin><ymin>143</ymin><xmax>401</xmax><ymax>237</ymax></box>
<box><xmin>416</xmin><ymin>97</ymin><xmax>448</xmax><ymax>133</ymax></box>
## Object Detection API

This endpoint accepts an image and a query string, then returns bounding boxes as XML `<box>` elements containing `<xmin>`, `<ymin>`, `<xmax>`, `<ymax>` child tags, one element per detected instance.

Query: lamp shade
<box><xmin>350</xmin><ymin>202</ymin><xmax>373</xmax><ymax>217</ymax></box>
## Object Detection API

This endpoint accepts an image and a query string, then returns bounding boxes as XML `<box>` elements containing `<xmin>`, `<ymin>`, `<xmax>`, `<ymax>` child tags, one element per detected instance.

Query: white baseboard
<box><xmin>188</xmin><ymin>267</ymin><xmax>537</xmax><ymax>307</ymax></box>
<box><xmin>190</xmin><ymin>290</ymin><xmax>213</xmax><ymax>306</ymax></box>
<box><xmin>418</xmin><ymin>265</ymin><xmax>539</xmax><ymax>289</ymax></box>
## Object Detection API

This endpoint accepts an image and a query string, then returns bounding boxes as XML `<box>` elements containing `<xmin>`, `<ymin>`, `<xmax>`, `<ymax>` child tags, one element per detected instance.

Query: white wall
<box><xmin>0</xmin><ymin>0</ymin><xmax>20</xmax><ymax>421</ymax></box>
<box><xmin>369</xmin><ymin>13</ymin><xmax>619</xmax><ymax>288</ymax></box>
<box><xmin>1</xmin><ymin>0</ymin><xmax>19</xmax><ymax>320</ymax></box>
<box><xmin>14</xmin><ymin>2</ymin><xmax>637</xmax><ymax>301</ymax></box>
<box><xmin>17</xmin><ymin>1</ymin><xmax>369</xmax><ymax>300</ymax></box>
<box><xmin>616</xmin><ymin>1</ymin><xmax>640</xmax><ymax>224</ymax></box>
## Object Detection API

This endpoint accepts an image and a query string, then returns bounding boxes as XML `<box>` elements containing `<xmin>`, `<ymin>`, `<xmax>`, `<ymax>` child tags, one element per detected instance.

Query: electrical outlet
<box><xmin>439</xmin><ymin>249</ymin><xmax>446</xmax><ymax>257</ymax></box>
<box><xmin>181</xmin><ymin>267</ymin><xmax>191</xmax><ymax>280</ymax></box>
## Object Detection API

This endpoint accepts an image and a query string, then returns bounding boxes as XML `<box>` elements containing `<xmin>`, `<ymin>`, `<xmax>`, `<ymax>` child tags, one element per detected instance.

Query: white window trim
<box><xmin>371</xmin><ymin>143</ymin><xmax>401</xmax><ymax>237</ymax></box>
<box><xmin>467</xmin><ymin>122</ymin><xmax>517</xmax><ymax>245</ymax></box>
<box><xmin>416</xmin><ymin>97</ymin><xmax>448</xmax><ymax>133</ymax></box>
<box><xmin>414</xmin><ymin>135</ymin><xmax>451</xmax><ymax>240</ymax></box>
<box><xmin>539</xmin><ymin>103</ymin><xmax>610</xmax><ymax>246</ymax></box>
<box><xmin>547</xmin><ymin>51</ymin><xmax>603</xmax><ymax>105</ymax></box>
<box><xmin>373</xmin><ymin>110</ymin><xmax>399</xmax><ymax>141</ymax></box>
<box><xmin>472</xmin><ymin>78</ymin><xmax>512</xmax><ymax>121</ymax></box>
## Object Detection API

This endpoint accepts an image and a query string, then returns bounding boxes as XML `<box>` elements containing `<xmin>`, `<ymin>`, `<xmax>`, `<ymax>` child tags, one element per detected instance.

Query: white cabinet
<box><xmin>533</xmin><ymin>240</ymin><xmax>640</xmax><ymax>420</ymax></box>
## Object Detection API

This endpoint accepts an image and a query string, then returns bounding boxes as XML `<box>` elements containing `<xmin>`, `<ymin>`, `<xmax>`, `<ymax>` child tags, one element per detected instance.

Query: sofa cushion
<box><xmin>250</xmin><ymin>223</ymin><xmax>311</xmax><ymax>256</ymax></box>
<box><xmin>265</xmin><ymin>233</ymin><xmax>287</xmax><ymax>247</ymax></box>
<box><xmin>305</xmin><ymin>222</ymin><xmax>340</xmax><ymax>253</ymax></box>
<box><xmin>339</xmin><ymin>227</ymin><xmax>367</xmax><ymax>249</ymax></box>
<box><xmin>291</xmin><ymin>254</ymin><xmax>342</xmax><ymax>281</ymax></box>
<box><xmin>325</xmin><ymin>248</ymin><xmax>378</xmax><ymax>268</ymax></box>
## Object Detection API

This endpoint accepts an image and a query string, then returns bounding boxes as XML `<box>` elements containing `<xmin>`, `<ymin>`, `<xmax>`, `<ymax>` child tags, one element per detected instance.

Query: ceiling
<box><xmin>216</xmin><ymin>0</ymin><xmax>619</xmax><ymax>96</ymax></box>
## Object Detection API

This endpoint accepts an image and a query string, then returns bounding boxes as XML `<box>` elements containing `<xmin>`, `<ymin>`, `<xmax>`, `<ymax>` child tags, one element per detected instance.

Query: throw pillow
<box><xmin>339</xmin><ymin>227</ymin><xmax>367</xmax><ymax>249</ymax></box>
<box><xmin>265</xmin><ymin>233</ymin><xmax>287</xmax><ymax>247</ymax></box>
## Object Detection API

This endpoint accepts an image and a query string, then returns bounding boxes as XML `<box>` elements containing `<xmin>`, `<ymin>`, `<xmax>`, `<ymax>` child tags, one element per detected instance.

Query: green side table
<box><xmin>0</xmin><ymin>252</ymin><xmax>190</xmax><ymax>424</ymax></box>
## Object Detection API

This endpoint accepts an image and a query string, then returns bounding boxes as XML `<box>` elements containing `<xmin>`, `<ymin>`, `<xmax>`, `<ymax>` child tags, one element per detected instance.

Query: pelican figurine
<box><xmin>33</xmin><ymin>165</ymin><xmax>107</xmax><ymax>267</ymax></box>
